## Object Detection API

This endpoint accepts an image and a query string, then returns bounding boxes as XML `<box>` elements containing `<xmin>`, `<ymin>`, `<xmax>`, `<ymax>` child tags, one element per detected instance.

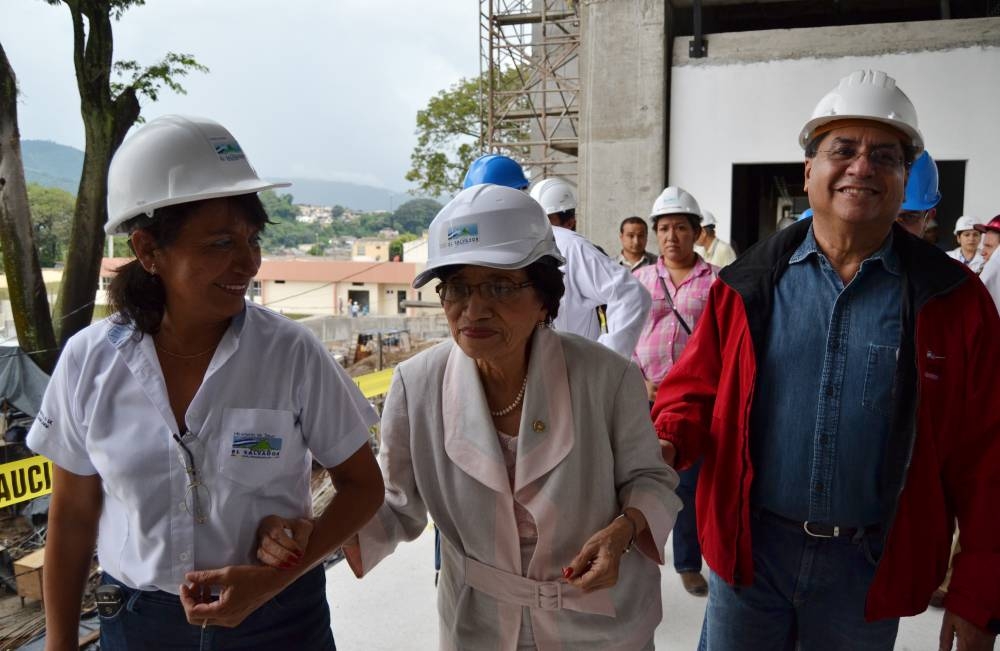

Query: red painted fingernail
<box><xmin>279</xmin><ymin>562</ymin><xmax>294</xmax><ymax>570</ymax></box>
<box><xmin>562</xmin><ymin>567</ymin><xmax>573</xmax><ymax>579</ymax></box>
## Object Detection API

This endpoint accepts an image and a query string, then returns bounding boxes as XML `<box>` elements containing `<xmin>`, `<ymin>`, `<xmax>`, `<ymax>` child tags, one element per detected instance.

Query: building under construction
<box><xmin>479</xmin><ymin>0</ymin><xmax>581</xmax><ymax>184</ymax></box>
<box><xmin>480</xmin><ymin>0</ymin><xmax>1000</xmax><ymax>258</ymax></box>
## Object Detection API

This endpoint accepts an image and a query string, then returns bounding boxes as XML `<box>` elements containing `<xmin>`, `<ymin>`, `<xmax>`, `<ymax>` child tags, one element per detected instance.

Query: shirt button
<box><xmin>179</xmin><ymin>552</ymin><xmax>190</xmax><ymax>561</ymax></box>
<box><xmin>178</xmin><ymin>502</ymin><xmax>186</xmax><ymax>511</ymax></box>
<box><xmin>825</xmin><ymin>386</ymin><xmax>834</xmax><ymax>397</ymax></box>
<box><xmin>820</xmin><ymin>435</ymin><xmax>829</xmax><ymax>445</ymax></box>
<box><xmin>815</xmin><ymin>482</ymin><xmax>824</xmax><ymax>493</ymax></box>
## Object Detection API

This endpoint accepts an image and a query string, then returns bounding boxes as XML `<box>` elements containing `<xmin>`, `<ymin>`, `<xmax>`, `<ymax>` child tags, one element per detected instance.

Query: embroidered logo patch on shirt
<box><xmin>230</xmin><ymin>433</ymin><xmax>283</xmax><ymax>459</ymax></box>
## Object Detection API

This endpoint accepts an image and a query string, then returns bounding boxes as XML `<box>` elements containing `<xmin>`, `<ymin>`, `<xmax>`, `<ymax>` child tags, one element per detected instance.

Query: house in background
<box><xmin>98</xmin><ymin>257</ymin><xmax>440</xmax><ymax>317</ymax></box>
<box><xmin>351</xmin><ymin>238</ymin><xmax>392</xmax><ymax>262</ymax></box>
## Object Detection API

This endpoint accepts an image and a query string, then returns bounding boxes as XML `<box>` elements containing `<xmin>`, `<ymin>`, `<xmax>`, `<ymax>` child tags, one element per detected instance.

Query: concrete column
<box><xmin>578</xmin><ymin>0</ymin><xmax>667</xmax><ymax>256</ymax></box>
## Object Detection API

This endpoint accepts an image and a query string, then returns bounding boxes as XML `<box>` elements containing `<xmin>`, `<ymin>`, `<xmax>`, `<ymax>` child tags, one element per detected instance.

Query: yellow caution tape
<box><xmin>0</xmin><ymin>455</ymin><xmax>53</xmax><ymax>508</ymax></box>
<box><xmin>353</xmin><ymin>367</ymin><xmax>394</xmax><ymax>399</ymax></box>
<box><xmin>0</xmin><ymin>372</ymin><xmax>394</xmax><ymax>509</ymax></box>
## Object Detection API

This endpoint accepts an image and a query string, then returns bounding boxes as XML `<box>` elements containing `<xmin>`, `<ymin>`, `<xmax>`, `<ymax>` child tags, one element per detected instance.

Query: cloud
<box><xmin>0</xmin><ymin>0</ymin><xmax>479</xmax><ymax>191</ymax></box>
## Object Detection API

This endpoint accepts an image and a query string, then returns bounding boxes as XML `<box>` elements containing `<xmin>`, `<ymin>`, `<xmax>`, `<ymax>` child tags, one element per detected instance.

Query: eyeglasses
<box><xmin>435</xmin><ymin>280</ymin><xmax>534</xmax><ymax>303</ymax></box>
<box><xmin>897</xmin><ymin>210</ymin><xmax>928</xmax><ymax>223</ymax></box>
<box><xmin>173</xmin><ymin>432</ymin><xmax>211</xmax><ymax>525</ymax></box>
<box><xmin>818</xmin><ymin>145</ymin><xmax>907</xmax><ymax>171</ymax></box>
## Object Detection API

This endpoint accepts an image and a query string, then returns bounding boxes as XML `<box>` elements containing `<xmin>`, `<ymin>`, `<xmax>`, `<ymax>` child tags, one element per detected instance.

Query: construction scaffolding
<box><xmin>479</xmin><ymin>0</ymin><xmax>581</xmax><ymax>183</ymax></box>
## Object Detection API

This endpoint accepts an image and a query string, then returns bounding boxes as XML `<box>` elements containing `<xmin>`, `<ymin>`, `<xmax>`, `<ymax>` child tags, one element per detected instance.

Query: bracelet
<box><xmin>615</xmin><ymin>513</ymin><xmax>638</xmax><ymax>554</ymax></box>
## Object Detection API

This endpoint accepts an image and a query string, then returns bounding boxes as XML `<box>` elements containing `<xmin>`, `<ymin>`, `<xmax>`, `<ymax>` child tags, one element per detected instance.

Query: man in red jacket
<box><xmin>652</xmin><ymin>69</ymin><xmax>999</xmax><ymax>651</ymax></box>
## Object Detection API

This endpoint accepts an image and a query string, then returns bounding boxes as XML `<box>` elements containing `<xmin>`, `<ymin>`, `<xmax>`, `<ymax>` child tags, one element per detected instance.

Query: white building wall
<box><xmin>668</xmin><ymin>18</ymin><xmax>1000</xmax><ymax>243</ymax></box>
<box><xmin>261</xmin><ymin>280</ymin><xmax>334</xmax><ymax>315</ymax></box>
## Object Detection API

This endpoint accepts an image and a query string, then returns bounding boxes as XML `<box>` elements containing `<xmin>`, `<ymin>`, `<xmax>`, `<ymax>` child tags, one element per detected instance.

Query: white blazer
<box><xmin>346</xmin><ymin>327</ymin><xmax>681</xmax><ymax>651</ymax></box>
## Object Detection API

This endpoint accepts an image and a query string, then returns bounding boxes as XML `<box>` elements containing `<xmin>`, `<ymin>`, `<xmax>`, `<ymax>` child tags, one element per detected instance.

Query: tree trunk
<box><xmin>53</xmin><ymin>0</ymin><xmax>139</xmax><ymax>345</ymax></box>
<box><xmin>0</xmin><ymin>43</ymin><xmax>58</xmax><ymax>374</ymax></box>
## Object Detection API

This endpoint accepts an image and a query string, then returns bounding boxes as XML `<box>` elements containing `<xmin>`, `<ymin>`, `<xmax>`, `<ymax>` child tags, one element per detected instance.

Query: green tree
<box><xmin>0</xmin><ymin>44</ymin><xmax>53</xmax><ymax>365</ymax></box>
<box><xmin>392</xmin><ymin>198</ymin><xmax>441</xmax><ymax>234</ymax></box>
<box><xmin>27</xmin><ymin>184</ymin><xmax>76</xmax><ymax>267</ymax></box>
<box><xmin>0</xmin><ymin>1</ymin><xmax>206</xmax><ymax>371</ymax></box>
<box><xmin>260</xmin><ymin>189</ymin><xmax>298</xmax><ymax>222</ymax></box>
<box><xmin>405</xmin><ymin>69</ymin><xmax>527</xmax><ymax>197</ymax></box>
<box><xmin>389</xmin><ymin>233</ymin><xmax>418</xmax><ymax>261</ymax></box>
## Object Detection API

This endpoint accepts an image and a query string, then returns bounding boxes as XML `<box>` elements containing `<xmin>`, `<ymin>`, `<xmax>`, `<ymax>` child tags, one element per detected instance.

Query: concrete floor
<box><xmin>326</xmin><ymin>525</ymin><xmax>962</xmax><ymax>650</ymax></box>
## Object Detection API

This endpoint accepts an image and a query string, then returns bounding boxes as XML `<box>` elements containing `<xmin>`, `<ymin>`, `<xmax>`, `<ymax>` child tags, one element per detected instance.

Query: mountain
<box><xmin>22</xmin><ymin>140</ymin><xmax>84</xmax><ymax>194</ymax></box>
<box><xmin>270</xmin><ymin>177</ymin><xmax>410</xmax><ymax>212</ymax></box>
<box><xmin>20</xmin><ymin>140</ymin><xmax>416</xmax><ymax>211</ymax></box>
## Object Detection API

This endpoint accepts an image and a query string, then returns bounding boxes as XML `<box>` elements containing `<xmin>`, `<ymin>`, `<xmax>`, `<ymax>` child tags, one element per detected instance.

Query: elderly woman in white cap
<box><xmin>262</xmin><ymin>184</ymin><xmax>680</xmax><ymax>650</ymax></box>
<box><xmin>27</xmin><ymin>115</ymin><xmax>384</xmax><ymax>649</ymax></box>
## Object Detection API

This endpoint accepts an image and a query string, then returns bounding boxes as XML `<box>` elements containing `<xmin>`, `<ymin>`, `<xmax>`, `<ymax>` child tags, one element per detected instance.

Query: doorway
<box><xmin>348</xmin><ymin>290</ymin><xmax>370</xmax><ymax>316</ymax></box>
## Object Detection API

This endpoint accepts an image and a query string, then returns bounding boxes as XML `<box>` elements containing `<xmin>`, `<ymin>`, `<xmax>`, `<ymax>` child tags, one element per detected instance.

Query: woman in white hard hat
<box><xmin>261</xmin><ymin>183</ymin><xmax>681</xmax><ymax>650</ymax></box>
<box><xmin>26</xmin><ymin>115</ymin><xmax>384</xmax><ymax>649</ymax></box>
<box><xmin>946</xmin><ymin>216</ymin><xmax>984</xmax><ymax>273</ymax></box>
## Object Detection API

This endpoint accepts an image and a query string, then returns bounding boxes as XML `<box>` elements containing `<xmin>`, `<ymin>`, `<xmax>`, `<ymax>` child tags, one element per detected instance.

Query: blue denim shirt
<box><xmin>750</xmin><ymin>227</ymin><xmax>901</xmax><ymax>526</ymax></box>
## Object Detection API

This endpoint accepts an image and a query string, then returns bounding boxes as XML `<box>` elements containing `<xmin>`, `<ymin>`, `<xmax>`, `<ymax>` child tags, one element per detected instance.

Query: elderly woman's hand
<box><xmin>563</xmin><ymin>513</ymin><xmax>640</xmax><ymax>593</ymax></box>
<box><xmin>255</xmin><ymin>514</ymin><xmax>313</xmax><ymax>569</ymax></box>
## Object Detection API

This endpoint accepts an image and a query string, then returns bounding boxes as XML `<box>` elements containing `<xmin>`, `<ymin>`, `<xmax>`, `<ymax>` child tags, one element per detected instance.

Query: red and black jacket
<box><xmin>652</xmin><ymin>219</ymin><xmax>1000</xmax><ymax>631</ymax></box>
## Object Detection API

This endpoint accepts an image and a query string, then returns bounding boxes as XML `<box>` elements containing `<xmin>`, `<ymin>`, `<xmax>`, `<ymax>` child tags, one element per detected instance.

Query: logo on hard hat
<box><xmin>211</xmin><ymin>138</ymin><xmax>246</xmax><ymax>162</ymax></box>
<box><xmin>445</xmin><ymin>223</ymin><xmax>479</xmax><ymax>248</ymax></box>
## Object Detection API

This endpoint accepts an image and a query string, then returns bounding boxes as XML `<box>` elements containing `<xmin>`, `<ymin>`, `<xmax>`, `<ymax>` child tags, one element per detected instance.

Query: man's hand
<box><xmin>939</xmin><ymin>610</ymin><xmax>997</xmax><ymax>651</ymax></box>
<box><xmin>644</xmin><ymin>379</ymin><xmax>658</xmax><ymax>403</ymax></box>
<box><xmin>659</xmin><ymin>439</ymin><xmax>677</xmax><ymax>466</ymax></box>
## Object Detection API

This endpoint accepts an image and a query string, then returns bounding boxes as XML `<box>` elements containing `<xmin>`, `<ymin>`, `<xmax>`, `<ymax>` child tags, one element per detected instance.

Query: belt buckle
<box><xmin>535</xmin><ymin>581</ymin><xmax>563</xmax><ymax>610</ymax></box>
<box><xmin>803</xmin><ymin>521</ymin><xmax>838</xmax><ymax>538</ymax></box>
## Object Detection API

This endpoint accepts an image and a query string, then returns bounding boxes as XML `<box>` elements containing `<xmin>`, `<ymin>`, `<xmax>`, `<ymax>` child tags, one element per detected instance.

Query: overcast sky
<box><xmin>1</xmin><ymin>0</ymin><xmax>480</xmax><ymax>192</ymax></box>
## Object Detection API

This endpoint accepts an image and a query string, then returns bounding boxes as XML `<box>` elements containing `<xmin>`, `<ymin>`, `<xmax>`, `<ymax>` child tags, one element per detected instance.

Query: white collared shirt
<box><xmin>27</xmin><ymin>302</ymin><xmax>376</xmax><ymax>593</ymax></box>
<box><xmin>551</xmin><ymin>226</ymin><xmax>651</xmax><ymax>358</ymax></box>
<box><xmin>946</xmin><ymin>247</ymin><xmax>985</xmax><ymax>274</ymax></box>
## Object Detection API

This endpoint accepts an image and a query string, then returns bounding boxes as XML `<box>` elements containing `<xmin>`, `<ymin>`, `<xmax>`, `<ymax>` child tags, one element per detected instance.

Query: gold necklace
<box><xmin>154</xmin><ymin>342</ymin><xmax>217</xmax><ymax>360</ymax></box>
<box><xmin>489</xmin><ymin>375</ymin><xmax>528</xmax><ymax>417</ymax></box>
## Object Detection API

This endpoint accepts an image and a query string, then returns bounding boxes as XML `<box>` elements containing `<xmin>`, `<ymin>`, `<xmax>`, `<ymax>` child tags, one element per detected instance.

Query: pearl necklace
<box><xmin>489</xmin><ymin>375</ymin><xmax>528</xmax><ymax>417</ymax></box>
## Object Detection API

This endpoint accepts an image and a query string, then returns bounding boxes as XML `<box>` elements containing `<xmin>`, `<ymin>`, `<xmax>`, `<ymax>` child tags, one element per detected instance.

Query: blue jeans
<box><xmin>99</xmin><ymin>566</ymin><xmax>336</xmax><ymax>650</ymax></box>
<box><xmin>698</xmin><ymin>511</ymin><xmax>899</xmax><ymax>651</ymax></box>
<box><xmin>673</xmin><ymin>459</ymin><xmax>703</xmax><ymax>573</ymax></box>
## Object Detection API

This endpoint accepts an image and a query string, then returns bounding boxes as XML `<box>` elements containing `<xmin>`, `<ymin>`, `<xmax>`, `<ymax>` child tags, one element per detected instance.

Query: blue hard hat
<box><xmin>463</xmin><ymin>154</ymin><xmax>529</xmax><ymax>190</ymax></box>
<box><xmin>798</xmin><ymin>208</ymin><xmax>813</xmax><ymax>221</ymax></box>
<box><xmin>901</xmin><ymin>151</ymin><xmax>941</xmax><ymax>211</ymax></box>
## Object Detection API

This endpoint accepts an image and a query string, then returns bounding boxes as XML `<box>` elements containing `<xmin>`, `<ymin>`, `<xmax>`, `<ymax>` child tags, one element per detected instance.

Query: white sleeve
<box><xmin>573</xmin><ymin>240</ymin><xmax>652</xmax><ymax>357</ymax></box>
<box><xmin>296</xmin><ymin>334</ymin><xmax>378</xmax><ymax>468</ymax></box>
<box><xmin>25</xmin><ymin>339</ymin><xmax>96</xmax><ymax>476</ymax></box>
<box><xmin>346</xmin><ymin>368</ymin><xmax>429</xmax><ymax>576</ymax></box>
<box><xmin>978</xmin><ymin>253</ymin><xmax>1000</xmax><ymax>317</ymax></box>
<box><xmin>715</xmin><ymin>242</ymin><xmax>737</xmax><ymax>267</ymax></box>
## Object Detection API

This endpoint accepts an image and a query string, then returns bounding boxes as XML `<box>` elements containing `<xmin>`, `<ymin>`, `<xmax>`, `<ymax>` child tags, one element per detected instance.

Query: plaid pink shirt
<box><xmin>632</xmin><ymin>256</ymin><xmax>718</xmax><ymax>384</ymax></box>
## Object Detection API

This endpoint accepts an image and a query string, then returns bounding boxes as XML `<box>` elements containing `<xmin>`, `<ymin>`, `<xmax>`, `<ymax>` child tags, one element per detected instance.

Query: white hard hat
<box><xmin>105</xmin><ymin>115</ymin><xmax>290</xmax><ymax>234</ymax></box>
<box><xmin>650</xmin><ymin>186</ymin><xmax>701</xmax><ymax>222</ymax></box>
<box><xmin>529</xmin><ymin>177</ymin><xmax>577</xmax><ymax>214</ymax></box>
<box><xmin>701</xmin><ymin>210</ymin><xmax>717</xmax><ymax>228</ymax></box>
<box><xmin>953</xmin><ymin>216</ymin><xmax>980</xmax><ymax>234</ymax></box>
<box><xmin>799</xmin><ymin>70</ymin><xmax>924</xmax><ymax>156</ymax></box>
<box><xmin>412</xmin><ymin>184</ymin><xmax>565</xmax><ymax>288</ymax></box>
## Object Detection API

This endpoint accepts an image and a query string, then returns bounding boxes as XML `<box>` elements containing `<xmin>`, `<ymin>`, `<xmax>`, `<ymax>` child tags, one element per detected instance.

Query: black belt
<box><xmin>756</xmin><ymin>508</ymin><xmax>880</xmax><ymax>539</ymax></box>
